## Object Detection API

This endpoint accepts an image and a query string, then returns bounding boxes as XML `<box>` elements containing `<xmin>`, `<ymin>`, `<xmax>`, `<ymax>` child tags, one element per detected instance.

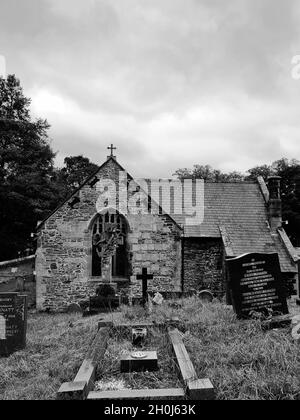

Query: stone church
<box><xmin>35</xmin><ymin>149</ymin><xmax>299</xmax><ymax>312</ymax></box>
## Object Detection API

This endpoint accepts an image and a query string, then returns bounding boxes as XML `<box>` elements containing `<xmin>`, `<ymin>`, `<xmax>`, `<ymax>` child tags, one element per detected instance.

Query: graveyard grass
<box><xmin>0</xmin><ymin>298</ymin><xmax>300</xmax><ymax>400</ymax></box>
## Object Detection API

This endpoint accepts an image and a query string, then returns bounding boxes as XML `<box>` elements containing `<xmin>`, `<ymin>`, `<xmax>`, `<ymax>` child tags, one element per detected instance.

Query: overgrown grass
<box><xmin>1</xmin><ymin>298</ymin><xmax>299</xmax><ymax>400</ymax></box>
<box><xmin>95</xmin><ymin>327</ymin><xmax>181</xmax><ymax>391</ymax></box>
<box><xmin>119</xmin><ymin>297</ymin><xmax>300</xmax><ymax>400</ymax></box>
<box><xmin>0</xmin><ymin>313</ymin><xmax>99</xmax><ymax>400</ymax></box>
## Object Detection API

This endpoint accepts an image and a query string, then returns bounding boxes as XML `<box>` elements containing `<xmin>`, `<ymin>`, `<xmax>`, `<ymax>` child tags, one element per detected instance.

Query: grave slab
<box><xmin>120</xmin><ymin>351</ymin><xmax>158</xmax><ymax>373</ymax></box>
<box><xmin>261</xmin><ymin>314</ymin><xmax>293</xmax><ymax>330</ymax></box>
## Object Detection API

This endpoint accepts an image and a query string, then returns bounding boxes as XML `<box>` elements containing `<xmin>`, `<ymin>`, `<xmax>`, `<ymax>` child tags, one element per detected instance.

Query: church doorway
<box><xmin>91</xmin><ymin>211</ymin><xmax>129</xmax><ymax>279</ymax></box>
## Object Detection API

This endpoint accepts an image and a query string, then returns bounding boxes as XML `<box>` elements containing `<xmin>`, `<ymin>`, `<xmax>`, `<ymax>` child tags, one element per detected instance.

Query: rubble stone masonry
<box><xmin>183</xmin><ymin>238</ymin><xmax>224</xmax><ymax>296</ymax></box>
<box><xmin>36</xmin><ymin>159</ymin><xmax>182</xmax><ymax>312</ymax></box>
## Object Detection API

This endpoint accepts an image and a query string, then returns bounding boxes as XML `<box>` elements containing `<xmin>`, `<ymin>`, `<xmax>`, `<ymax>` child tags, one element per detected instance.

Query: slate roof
<box><xmin>37</xmin><ymin>156</ymin><xmax>297</xmax><ymax>274</ymax></box>
<box><xmin>171</xmin><ymin>182</ymin><xmax>297</xmax><ymax>273</ymax></box>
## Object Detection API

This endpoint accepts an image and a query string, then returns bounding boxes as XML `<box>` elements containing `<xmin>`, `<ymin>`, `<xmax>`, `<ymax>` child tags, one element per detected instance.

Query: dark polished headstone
<box><xmin>0</xmin><ymin>293</ymin><xmax>28</xmax><ymax>357</ymax></box>
<box><xmin>226</xmin><ymin>253</ymin><xmax>288</xmax><ymax>319</ymax></box>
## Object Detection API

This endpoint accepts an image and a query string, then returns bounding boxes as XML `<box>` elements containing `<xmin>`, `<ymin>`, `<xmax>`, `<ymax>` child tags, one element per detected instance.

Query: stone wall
<box><xmin>0</xmin><ymin>256</ymin><xmax>36</xmax><ymax>307</ymax></box>
<box><xmin>183</xmin><ymin>238</ymin><xmax>224</xmax><ymax>296</ymax></box>
<box><xmin>128</xmin><ymin>214</ymin><xmax>182</xmax><ymax>296</ymax></box>
<box><xmin>36</xmin><ymin>158</ymin><xmax>182</xmax><ymax>312</ymax></box>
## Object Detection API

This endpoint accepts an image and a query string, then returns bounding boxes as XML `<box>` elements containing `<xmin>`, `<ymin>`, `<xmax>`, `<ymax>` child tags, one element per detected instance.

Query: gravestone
<box><xmin>89</xmin><ymin>283</ymin><xmax>119</xmax><ymax>312</ymax></box>
<box><xmin>198</xmin><ymin>290</ymin><xmax>214</xmax><ymax>302</ymax></box>
<box><xmin>0</xmin><ymin>293</ymin><xmax>28</xmax><ymax>356</ymax></box>
<box><xmin>226</xmin><ymin>253</ymin><xmax>288</xmax><ymax>319</ymax></box>
<box><xmin>66</xmin><ymin>303</ymin><xmax>83</xmax><ymax>314</ymax></box>
<box><xmin>136</xmin><ymin>268</ymin><xmax>153</xmax><ymax>306</ymax></box>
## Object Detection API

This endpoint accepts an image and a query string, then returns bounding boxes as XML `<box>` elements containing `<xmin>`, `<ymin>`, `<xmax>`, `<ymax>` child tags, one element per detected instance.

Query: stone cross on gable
<box><xmin>137</xmin><ymin>268</ymin><xmax>153</xmax><ymax>306</ymax></box>
<box><xmin>107</xmin><ymin>144</ymin><xmax>117</xmax><ymax>158</ymax></box>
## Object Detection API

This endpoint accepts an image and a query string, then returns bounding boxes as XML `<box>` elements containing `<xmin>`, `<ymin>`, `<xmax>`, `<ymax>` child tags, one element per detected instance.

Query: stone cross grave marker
<box><xmin>0</xmin><ymin>293</ymin><xmax>28</xmax><ymax>357</ymax></box>
<box><xmin>136</xmin><ymin>268</ymin><xmax>153</xmax><ymax>306</ymax></box>
<box><xmin>226</xmin><ymin>253</ymin><xmax>289</xmax><ymax>319</ymax></box>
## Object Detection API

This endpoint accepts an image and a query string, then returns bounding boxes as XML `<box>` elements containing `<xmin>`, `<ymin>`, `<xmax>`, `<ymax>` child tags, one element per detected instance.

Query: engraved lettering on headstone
<box><xmin>226</xmin><ymin>253</ymin><xmax>288</xmax><ymax>318</ymax></box>
<box><xmin>0</xmin><ymin>315</ymin><xmax>6</xmax><ymax>340</ymax></box>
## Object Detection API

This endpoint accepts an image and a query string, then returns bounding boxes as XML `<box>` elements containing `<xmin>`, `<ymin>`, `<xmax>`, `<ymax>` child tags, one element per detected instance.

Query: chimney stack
<box><xmin>267</xmin><ymin>176</ymin><xmax>282</xmax><ymax>231</ymax></box>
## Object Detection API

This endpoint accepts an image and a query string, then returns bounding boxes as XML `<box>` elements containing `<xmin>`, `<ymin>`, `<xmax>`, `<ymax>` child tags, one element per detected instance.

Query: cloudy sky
<box><xmin>1</xmin><ymin>0</ymin><xmax>300</xmax><ymax>177</ymax></box>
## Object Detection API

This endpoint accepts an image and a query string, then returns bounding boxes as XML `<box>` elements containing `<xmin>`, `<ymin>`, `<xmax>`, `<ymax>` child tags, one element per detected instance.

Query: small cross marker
<box><xmin>137</xmin><ymin>268</ymin><xmax>153</xmax><ymax>306</ymax></box>
<box><xmin>107</xmin><ymin>144</ymin><xmax>117</xmax><ymax>158</ymax></box>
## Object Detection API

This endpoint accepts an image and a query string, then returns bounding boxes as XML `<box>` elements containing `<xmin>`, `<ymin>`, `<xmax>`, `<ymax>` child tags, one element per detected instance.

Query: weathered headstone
<box><xmin>226</xmin><ymin>253</ymin><xmax>288</xmax><ymax>319</ymax></box>
<box><xmin>0</xmin><ymin>293</ymin><xmax>28</xmax><ymax>356</ymax></box>
<box><xmin>66</xmin><ymin>303</ymin><xmax>83</xmax><ymax>314</ymax></box>
<box><xmin>198</xmin><ymin>290</ymin><xmax>214</xmax><ymax>303</ymax></box>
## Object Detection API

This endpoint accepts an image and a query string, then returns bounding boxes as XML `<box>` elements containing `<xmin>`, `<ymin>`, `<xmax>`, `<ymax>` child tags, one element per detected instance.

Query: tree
<box><xmin>0</xmin><ymin>75</ymin><xmax>56</xmax><ymax>261</ymax></box>
<box><xmin>246</xmin><ymin>159</ymin><xmax>300</xmax><ymax>245</ymax></box>
<box><xmin>246</xmin><ymin>164</ymin><xmax>273</xmax><ymax>181</ymax></box>
<box><xmin>271</xmin><ymin>159</ymin><xmax>300</xmax><ymax>245</ymax></box>
<box><xmin>175</xmin><ymin>158</ymin><xmax>300</xmax><ymax>245</ymax></box>
<box><xmin>57</xmin><ymin>155</ymin><xmax>98</xmax><ymax>191</ymax></box>
<box><xmin>173</xmin><ymin>164</ymin><xmax>244</xmax><ymax>182</ymax></box>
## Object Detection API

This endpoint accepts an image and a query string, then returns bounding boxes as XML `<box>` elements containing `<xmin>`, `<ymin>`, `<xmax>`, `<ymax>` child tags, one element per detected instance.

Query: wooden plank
<box><xmin>168</xmin><ymin>328</ymin><xmax>215</xmax><ymax>400</ymax></box>
<box><xmin>57</xmin><ymin>327</ymin><xmax>110</xmax><ymax>400</ymax></box>
<box><xmin>113</xmin><ymin>321</ymin><xmax>163</xmax><ymax>329</ymax></box>
<box><xmin>168</xmin><ymin>328</ymin><xmax>197</xmax><ymax>382</ymax></box>
<box><xmin>187</xmin><ymin>379</ymin><xmax>215</xmax><ymax>400</ymax></box>
<box><xmin>87</xmin><ymin>388</ymin><xmax>186</xmax><ymax>400</ymax></box>
<box><xmin>57</xmin><ymin>381</ymin><xmax>87</xmax><ymax>401</ymax></box>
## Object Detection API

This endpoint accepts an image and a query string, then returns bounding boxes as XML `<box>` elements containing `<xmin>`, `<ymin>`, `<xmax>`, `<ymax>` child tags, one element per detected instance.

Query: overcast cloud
<box><xmin>1</xmin><ymin>0</ymin><xmax>300</xmax><ymax>177</ymax></box>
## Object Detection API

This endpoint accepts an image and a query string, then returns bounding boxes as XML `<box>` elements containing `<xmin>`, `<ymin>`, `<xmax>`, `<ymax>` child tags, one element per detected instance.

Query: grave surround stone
<box><xmin>0</xmin><ymin>292</ymin><xmax>28</xmax><ymax>356</ymax></box>
<box><xmin>226</xmin><ymin>253</ymin><xmax>288</xmax><ymax>319</ymax></box>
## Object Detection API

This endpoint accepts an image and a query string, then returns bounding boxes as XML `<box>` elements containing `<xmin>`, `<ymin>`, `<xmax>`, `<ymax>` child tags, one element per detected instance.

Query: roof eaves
<box><xmin>277</xmin><ymin>228</ymin><xmax>299</xmax><ymax>263</ymax></box>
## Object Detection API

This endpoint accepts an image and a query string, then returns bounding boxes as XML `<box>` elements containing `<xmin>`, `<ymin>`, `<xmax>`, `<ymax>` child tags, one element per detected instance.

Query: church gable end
<box><xmin>36</xmin><ymin>156</ymin><xmax>182</xmax><ymax>312</ymax></box>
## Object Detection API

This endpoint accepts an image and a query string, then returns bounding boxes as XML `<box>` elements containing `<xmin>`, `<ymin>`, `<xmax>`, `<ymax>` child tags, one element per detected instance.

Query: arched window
<box><xmin>91</xmin><ymin>212</ymin><xmax>129</xmax><ymax>278</ymax></box>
